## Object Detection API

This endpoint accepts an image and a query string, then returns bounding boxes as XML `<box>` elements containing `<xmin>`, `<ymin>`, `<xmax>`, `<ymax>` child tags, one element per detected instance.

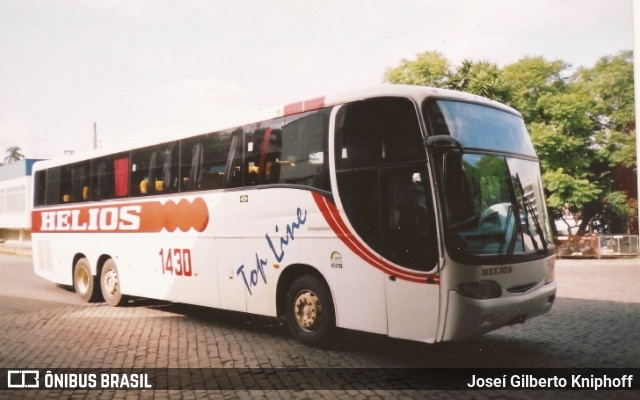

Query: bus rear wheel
<box><xmin>100</xmin><ymin>259</ymin><xmax>126</xmax><ymax>306</ymax></box>
<box><xmin>285</xmin><ymin>275</ymin><xmax>335</xmax><ymax>346</ymax></box>
<box><xmin>73</xmin><ymin>257</ymin><xmax>101</xmax><ymax>302</ymax></box>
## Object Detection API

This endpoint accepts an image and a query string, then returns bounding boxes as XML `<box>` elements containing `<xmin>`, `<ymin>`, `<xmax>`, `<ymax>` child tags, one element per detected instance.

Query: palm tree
<box><xmin>4</xmin><ymin>146</ymin><xmax>25</xmax><ymax>163</ymax></box>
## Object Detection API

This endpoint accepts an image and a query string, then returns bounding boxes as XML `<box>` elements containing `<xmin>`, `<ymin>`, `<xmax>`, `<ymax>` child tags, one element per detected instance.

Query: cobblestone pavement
<box><xmin>1</xmin><ymin>254</ymin><xmax>638</xmax><ymax>399</ymax></box>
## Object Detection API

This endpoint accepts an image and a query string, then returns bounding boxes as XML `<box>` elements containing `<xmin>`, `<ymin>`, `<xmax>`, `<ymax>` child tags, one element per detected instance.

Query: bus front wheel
<box><xmin>73</xmin><ymin>258</ymin><xmax>101</xmax><ymax>302</ymax></box>
<box><xmin>100</xmin><ymin>259</ymin><xmax>125</xmax><ymax>307</ymax></box>
<box><xmin>285</xmin><ymin>275</ymin><xmax>335</xmax><ymax>346</ymax></box>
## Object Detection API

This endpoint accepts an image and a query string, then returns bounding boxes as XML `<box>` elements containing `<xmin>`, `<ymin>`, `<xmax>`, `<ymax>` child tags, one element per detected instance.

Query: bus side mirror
<box><xmin>424</xmin><ymin>135</ymin><xmax>462</xmax><ymax>152</ymax></box>
<box><xmin>442</xmin><ymin>152</ymin><xmax>464</xmax><ymax>196</ymax></box>
<box><xmin>425</xmin><ymin>135</ymin><xmax>463</xmax><ymax>196</ymax></box>
<box><xmin>426</xmin><ymin>135</ymin><xmax>474</xmax><ymax>224</ymax></box>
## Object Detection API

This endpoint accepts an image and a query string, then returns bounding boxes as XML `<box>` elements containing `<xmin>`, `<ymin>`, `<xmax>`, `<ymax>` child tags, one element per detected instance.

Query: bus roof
<box><xmin>32</xmin><ymin>84</ymin><xmax>520</xmax><ymax>171</ymax></box>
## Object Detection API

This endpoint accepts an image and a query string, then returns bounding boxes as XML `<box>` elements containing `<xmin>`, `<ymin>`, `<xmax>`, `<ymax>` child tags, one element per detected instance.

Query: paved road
<box><xmin>1</xmin><ymin>254</ymin><xmax>638</xmax><ymax>399</ymax></box>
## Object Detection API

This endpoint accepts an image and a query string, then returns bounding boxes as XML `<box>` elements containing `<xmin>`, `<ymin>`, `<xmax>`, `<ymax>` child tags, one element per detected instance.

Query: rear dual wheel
<box><xmin>73</xmin><ymin>258</ymin><xmax>101</xmax><ymax>302</ymax></box>
<box><xmin>100</xmin><ymin>259</ymin><xmax>126</xmax><ymax>306</ymax></box>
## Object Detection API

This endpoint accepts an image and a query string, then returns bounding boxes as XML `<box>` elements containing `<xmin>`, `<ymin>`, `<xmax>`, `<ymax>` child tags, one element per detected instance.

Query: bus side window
<box><xmin>92</xmin><ymin>159</ymin><xmax>109</xmax><ymax>200</ymax></box>
<box><xmin>91</xmin><ymin>153</ymin><xmax>128</xmax><ymax>201</ymax></box>
<box><xmin>45</xmin><ymin>167</ymin><xmax>61</xmax><ymax>205</ymax></box>
<box><xmin>245</xmin><ymin>119</ymin><xmax>283</xmax><ymax>186</ymax></box>
<box><xmin>69</xmin><ymin>162</ymin><xmax>90</xmax><ymax>202</ymax></box>
<box><xmin>224</xmin><ymin>129</ymin><xmax>244</xmax><ymax>188</ymax></box>
<box><xmin>281</xmin><ymin>109</ymin><xmax>329</xmax><ymax>190</ymax></box>
<box><xmin>200</xmin><ymin>130</ymin><xmax>233</xmax><ymax>190</ymax></box>
<box><xmin>161</xmin><ymin>142</ymin><xmax>179</xmax><ymax>192</ymax></box>
<box><xmin>132</xmin><ymin>141</ymin><xmax>178</xmax><ymax>196</ymax></box>
<box><xmin>34</xmin><ymin>170</ymin><xmax>47</xmax><ymax>207</ymax></box>
<box><xmin>380</xmin><ymin>166</ymin><xmax>438</xmax><ymax>271</ymax></box>
<box><xmin>336</xmin><ymin>98</ymin><xmax>424</xmax><ymax>170</ymax></box>
<box><xmin>60</xmin><ymin>165</ymin><xmax>72</xmax><ymax>203</ymax></box>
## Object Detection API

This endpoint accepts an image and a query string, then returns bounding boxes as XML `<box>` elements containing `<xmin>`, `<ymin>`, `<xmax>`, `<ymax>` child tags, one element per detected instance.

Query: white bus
<box><xmin>31</xmin><ymin>85</ymin><xmax>556</xmax><ymax>345</ymax></box>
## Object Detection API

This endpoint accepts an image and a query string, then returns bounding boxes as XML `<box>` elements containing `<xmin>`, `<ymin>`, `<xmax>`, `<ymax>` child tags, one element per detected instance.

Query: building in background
<box><xmin>0</xmin><ymin>159</ymin><xmax>43</xmax><ymax>253</ymax></box>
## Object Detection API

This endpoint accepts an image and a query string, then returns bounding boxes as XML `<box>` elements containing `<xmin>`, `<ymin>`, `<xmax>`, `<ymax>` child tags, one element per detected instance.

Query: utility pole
<box><xmin>93</xmin><ymin>121</ymin><xmax>98</xmax><ymax>150</ymax></box>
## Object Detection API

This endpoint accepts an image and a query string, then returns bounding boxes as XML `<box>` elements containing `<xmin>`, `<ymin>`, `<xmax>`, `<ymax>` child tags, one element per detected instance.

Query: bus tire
<box><xmin>100</xmin><ymin>259</ymin><xmax>126</xmax><ymax>307</ymax></box>
<box><xmin>285</xmin><ymin>275</ymin><xmax>335</xmax><ymax>346</ymax></box>
<box><xmin>73</xmin><ymin>258</ymin><xmax>101</xmax><ymax>302</ymax></box>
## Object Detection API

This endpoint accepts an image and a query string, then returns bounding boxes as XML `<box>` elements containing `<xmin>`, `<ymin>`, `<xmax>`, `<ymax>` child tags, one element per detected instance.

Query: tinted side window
<box><xmin>91</xmin><ymin>153</ymin><xmax>129</xmax><ymax>200</ymax></box>
<box><xmin>62</xmin><ymin>161</ymin><xmax>91</xmax><ymax>203</ymax></box>
<box><xmin>281</xmin><ymin>109</ymin><xmax>329</xmax><ymax>190</ymax></box>
<box><xmin>244</xmin><ymin>118</ymin><xmax>284</xmax><ymax>186</ymax></box>
<box><xmin>34</xmin><ymin>170</ymin><xmax>46</xmax><ymax>207</ymax></box>
<box><xmin>45</xmin><ymin>167</ymin><xmax>60</xmax><ymax>205</ymax></box>
<box><xmin>239</xmin><ymin>109</ymin><xmax>330</xmax><ymax>190</ymax></box>
<box><xmin>335</xmin><ymin>97</ymin><xmax>425</xmax><ymax>170</ymax></box>
<box><xmin>132</xmin><ymin>141</ymin><xmax>179</xmax><ymax>196</ymax></box>
<box><xmin>181</xmin><ymin>130</ymin><xmax>241</xmax><ymax>192</ymax></box>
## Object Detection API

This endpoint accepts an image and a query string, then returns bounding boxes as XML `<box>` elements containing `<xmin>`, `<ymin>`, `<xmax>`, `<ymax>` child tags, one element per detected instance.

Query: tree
<box><xmin>4</xmin><ymin>146</ymin><xmax>25</xmax><ymax>164</ymax></box>
<box><xmin>447</xmin><ymin>60</ymin><xmax>510</xmax><ymax>103</ymax></box>
<box><xmin>384</xmin><ymin>51</ymin><xmax>450</xmax><ymax>87</ymax></box>
<box><xmin>503</xmin><ymin>53</ymin><xmax>636</xmax><ymax>234</ymax></box>
<box><xmin>384</xmin><ymin>53</ymin><xmax>510</xmax><ymax>102</ymax></box>
<box><xmin>573</xmin><ymin>51</ymin><xmax>637</xmax><ymax>233</ymax></box>
<box><xmin>502</xmin><ymin>56</ymin><xmax>567</xmax><ymax>122</ymax></box>
<box><xmin>383</xmin><ymin>50</ymin><xmax>637</xmax><ymax>234</ymax></box>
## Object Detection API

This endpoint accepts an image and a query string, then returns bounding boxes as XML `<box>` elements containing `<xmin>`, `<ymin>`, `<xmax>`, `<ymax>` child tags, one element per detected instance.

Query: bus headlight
<box><xmin>457</xmin><ymin>281</ymin><xmax>502</xmax><ymax>300</ymax></box>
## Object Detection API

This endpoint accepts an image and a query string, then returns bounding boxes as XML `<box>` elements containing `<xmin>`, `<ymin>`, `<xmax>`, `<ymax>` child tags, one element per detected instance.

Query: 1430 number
<box><xmin>159</xmin><ymin>248</ymin><xmax>193</xmax><ymax>276</ymax></box>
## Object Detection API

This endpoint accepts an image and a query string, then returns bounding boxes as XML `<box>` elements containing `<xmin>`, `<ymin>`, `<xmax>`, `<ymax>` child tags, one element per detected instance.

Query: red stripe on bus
<box><xmin>312</xmin><ymin>192</ymin><xmax>438</xmax><ymax>284</ymax></box>
<box><xmin>303</xmin><ymin>96</ymin><xmax>325</xmax><ymax>112</ymax></box>
<box><xmin>283</xmin><ymin>102</ymin><xmax>303</xmax><ymax>115</ymax></box>
<box><xmin>316</xmin><ymin>194</ymin><xmax>429</xmax><ymax>281</ymax></box>
<box><xmin>283</xmin><ymin>96</ymin><xmax>326</xmax><ymax>116</ymax></box>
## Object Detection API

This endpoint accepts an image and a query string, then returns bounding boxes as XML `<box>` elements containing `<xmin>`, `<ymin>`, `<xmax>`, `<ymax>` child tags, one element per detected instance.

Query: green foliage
<box><xmin>603</xmin><ymin>191</ymin><xmax>635</xmax><ymax>219</ymax></box>
<box><xmin>528</xmin><ymin>122</ymin><xmax>591</xmax><ymax>175</ymax></box>
<box><xmin>543</xmin><ymin>168</ymin><xmax>602</xmax><ymax>210</ymax></box>
<box><xmin>448</xmin><ymin>60</ymin><xmax>510</xmax><ymax>102</ymax></box>
<box><xmin>537</xmin><ymin>89</ymin><xmax>596</xmax><ymax>137</ymax></box>
<box><xmin>577</xmin><ymin>51</ymin><xmax>635</xmax><ymax>131</ymax></box>
<box><xmin>384</xmin><ymin>50</ymin><xmax>637</xmax><ymax>233</ymax></box>
<box><xmin>502</xmin><ymin>57</ymin><xmax>567</xmax><ymax>122</ymax></box>
<box><xmin>384</xmin><ymin>51</ymin><xmax>450</xmax><ymax>87</ymax></box>
<box><xmin>384</xmin><ymin>54</ymin><xmax>509</xmax><ymax>102</ymax></box>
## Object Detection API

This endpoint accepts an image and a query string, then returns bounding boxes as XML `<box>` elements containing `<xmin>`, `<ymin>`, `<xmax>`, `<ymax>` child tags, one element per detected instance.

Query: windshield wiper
<box><xmin>506</xmin><ymin>204</ymin><xmax>520</xmax><ymax>257</ymax></box>
<box><xmin>523</xmin><ymin>194</ymin><xmax>548</xmax><ymax>253</ymax></box>
<box><xmin>514</xmin><ymin>174</ymin><xmax>548</xmax><ymax>253</ymax></box>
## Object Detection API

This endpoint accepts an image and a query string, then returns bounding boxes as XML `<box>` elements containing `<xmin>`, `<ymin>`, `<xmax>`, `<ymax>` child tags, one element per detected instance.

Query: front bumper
<box><xmin>442</xmin><ymin>280</ymin><xmax>557</xmax><ymax>341</ymax></box>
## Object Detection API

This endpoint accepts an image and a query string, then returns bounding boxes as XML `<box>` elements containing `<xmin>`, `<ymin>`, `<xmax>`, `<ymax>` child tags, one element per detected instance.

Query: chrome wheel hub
<box><xmin>294</xmin><ymin>291</ymin><xmax>321</xmax><ymax>331</ymax></box>
<box><xmin>77</xmin><ymin>268</ymin><xmax>89</xmax><ymax>293</ymax></box>
<box><xmin>104</xmin><ymin>269</ymin><xmax>118</xmax><ymax>295</ymax></box>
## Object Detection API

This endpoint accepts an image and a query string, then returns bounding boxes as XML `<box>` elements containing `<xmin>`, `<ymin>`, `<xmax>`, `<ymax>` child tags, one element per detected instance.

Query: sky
<box><xmin>0</xmin><ymin>0</ymin><xmax>634</xmax><ymax>160</ymax></box>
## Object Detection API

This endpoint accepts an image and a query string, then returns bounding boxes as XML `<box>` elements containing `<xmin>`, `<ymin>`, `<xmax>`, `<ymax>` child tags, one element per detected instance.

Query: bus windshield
<box><xmin>423</xmin><ymin>100</ymin><xmax>554</xmax><ymax>261</ymax></box>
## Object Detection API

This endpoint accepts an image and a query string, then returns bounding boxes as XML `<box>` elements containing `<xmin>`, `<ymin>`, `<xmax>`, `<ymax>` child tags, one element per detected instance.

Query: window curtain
<box><xmin>114</xmin><ymin>157</ymin><xmax>130</xmax><ymax>197</ymax></box>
